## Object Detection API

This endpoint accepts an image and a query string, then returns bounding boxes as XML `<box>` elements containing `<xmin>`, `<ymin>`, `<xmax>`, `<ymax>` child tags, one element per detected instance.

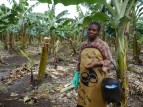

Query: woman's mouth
<box><xmin>89</xmin><ymin>33</ymin><xmax>94</xmax><ymax>36</ymax></box>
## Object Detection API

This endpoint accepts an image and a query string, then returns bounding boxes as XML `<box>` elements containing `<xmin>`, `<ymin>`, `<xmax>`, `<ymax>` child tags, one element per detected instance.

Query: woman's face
<box><xmin>87</xmin><ymin>24</ymin><xmax>99</xmax><ymax>40</ymax></box>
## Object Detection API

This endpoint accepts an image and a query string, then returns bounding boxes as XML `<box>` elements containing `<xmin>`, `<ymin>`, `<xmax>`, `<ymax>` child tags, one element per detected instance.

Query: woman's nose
<box><xmin>90</xmin><ymin>30</ymin><xmax>94</xmax><ymax>33</ymax></box>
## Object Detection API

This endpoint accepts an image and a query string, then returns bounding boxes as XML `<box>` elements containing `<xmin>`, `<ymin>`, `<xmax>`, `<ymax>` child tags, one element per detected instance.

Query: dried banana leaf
<box><xmin>60</xmin><ymin>81</ymin><xmax>74</xmax><ymax>93</ymax></box>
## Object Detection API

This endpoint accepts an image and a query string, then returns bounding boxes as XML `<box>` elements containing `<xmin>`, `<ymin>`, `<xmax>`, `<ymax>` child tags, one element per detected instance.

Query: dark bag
<box><xmin>101</xmin><ymin>62</ymin><xmax>122</xmax><ymax>104</ymax></box>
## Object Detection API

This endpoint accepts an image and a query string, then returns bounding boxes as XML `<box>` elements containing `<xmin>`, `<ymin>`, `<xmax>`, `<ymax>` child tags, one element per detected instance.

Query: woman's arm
<box><xmin>98</xmin><ymin>42</ymin><xmax>113</xmax><ymax>71</ymax></box>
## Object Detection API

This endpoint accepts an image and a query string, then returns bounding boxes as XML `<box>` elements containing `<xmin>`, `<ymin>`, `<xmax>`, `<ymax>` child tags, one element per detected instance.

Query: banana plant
<box><xmin>20</xmin><ymin>49</ymin><xmax>34</xmax><ymax>82</ymax></box>
<box><xmin>0</xmin><ymin>0</ymin><xmax>40</xmax><ymax>51</ymax></box>
<box><xmin>102</xmin><ymin>1</ymin><xmax>136</xmax><ymax>106</ymax></box>
<box><xmin>8</xmin><ymin>0</ymin><xmax>40</xmax><ymax>50</ymax></box>
<box><xmin>130</xmin><ymin>0</ymin><xmax>143</xmax><ymax>64</ymax></box>
<box><xmin>0</xmin><ymin>4</ymin><xmax>11</xmax><ymax>50</ymax></box>
<box><xmin>26</xmin><ymin>13</ymin><xmax>44</xmax><ymax>45</ymax></box>
<box><xmin>0</xmin><ymin>4</ymin><xmax>10</xmax><ymax>33</ymax></box>
<box><xmin>0</xmin><ymin>2</ymin><xmax>22</xmax><ymax>51</ymax></box>
<box><xmin>39</xmin><ymin>3</ymin><xmax>72</xmax><ymax>60</ymax></box>
<box><xmin>17</xmin><ymin>0</ymin><xmax>40</xmax><ymax>50</ymax></box>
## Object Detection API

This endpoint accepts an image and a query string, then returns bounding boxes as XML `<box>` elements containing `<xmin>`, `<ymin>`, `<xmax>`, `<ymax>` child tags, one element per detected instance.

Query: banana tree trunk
<box><xmin>69</xmin><ymin>38</ymin><xmax>77</xmax><ymax>54</ymax></box>
<box><xmin>114</xmin><ymin>37</ymin><xmax>118</xmax><ymax>51</ymax></box>
<box><xmin>21</xmin><ymin>33</ymin><xmax>26</xmax><ymax>50</ymax></box>
<box><xmin>133</xmin><ymin>31</ymin><xmax>138</xmax><ymax>60</ymax></box>
<box><xmin>9</xmin><ymin>33</ymin><xmax>15</xmax><ymax>52</ymax></box>
<box><xmin>132</xmin><ymin>31</ymin><xmax>142</xmax><ymax>64</ymax></box>
<box><xmin>37</xmin><ymin>36</ymin><xmax>42</xmax><ymax>43</ymax></box>
<box><xmin>15</xmin><ymin>34</ymin><xmax>19</xmax><ymax>42</ymax></box>
<box><xmin>3</xmin><ymin>33</ymin><xmax>8</xmax><ymax>50</ymax></box>
<box><xmin>38</xmin><ymin>37</ymin><xmax>50</xmax><ymax>81</ymax></box>
<box><xmin>28</xmin><ymin>35</ymin><xmax>32</xmax><ymax>46</ymax></box>
<box><xmin>53</xmin><ymin>40</ymin><xmax>60</xmax><ymax>69</ymax></box>
<box><xmin>0</xmin><ymin>35</ymin><xmax>2</xmax><ymax>42</ymax></box>
<box><xmin>21</xmin><ymin>25</ymin><xmax>26</xmax><ymax>50</ymax></box>
<box><xmin>125</xmin><ymin>22</ymin><xmax>130</xmax><ymax>68</ymax></box>
<box><xmin>117</xmin><ymin>24</ymin><xmax>128</xmax><ymax>107</ymax></box>
<box><xmin>100</xmin><ymin>24</ymin><xmax>106</xmax><ymax>41</ymax></box>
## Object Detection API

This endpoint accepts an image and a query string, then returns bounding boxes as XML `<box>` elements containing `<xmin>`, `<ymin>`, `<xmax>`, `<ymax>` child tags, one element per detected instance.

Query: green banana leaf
<box><xmin>38</xmin><ymin>0</ymin><xmax>100</xmax><ymax>5</ymax></box>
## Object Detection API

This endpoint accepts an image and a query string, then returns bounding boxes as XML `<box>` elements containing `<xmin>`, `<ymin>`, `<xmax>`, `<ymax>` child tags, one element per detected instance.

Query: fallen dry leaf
<box><xmin>10</xmin><ymin>92</ymin><xmax>18</xmax><ymax>97</ymax></box>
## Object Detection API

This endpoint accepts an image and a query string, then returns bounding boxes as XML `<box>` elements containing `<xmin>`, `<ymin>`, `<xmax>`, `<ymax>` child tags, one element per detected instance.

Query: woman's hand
<box><xmin>85</xmin><ymin>61</ymin><xmax>103</xmax><ymax>69</ymax></box>
<box><xmin>85</xmin><ymin>61</ymin><xmax>95</xmax><ymax>69</ymax></box>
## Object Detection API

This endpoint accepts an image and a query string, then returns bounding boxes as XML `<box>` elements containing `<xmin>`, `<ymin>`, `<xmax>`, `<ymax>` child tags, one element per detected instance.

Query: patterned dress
<box><xmin>76</xmin><ymin>38</ymin><xmax>112</xmax><ymax>107</ymax></box>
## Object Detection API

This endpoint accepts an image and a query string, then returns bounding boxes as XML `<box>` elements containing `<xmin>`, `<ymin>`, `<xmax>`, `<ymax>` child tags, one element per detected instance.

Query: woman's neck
<box><xmin>88</xmin><ymin>37</ymin><xmax>98</xmax><ymax>43</ymax></box>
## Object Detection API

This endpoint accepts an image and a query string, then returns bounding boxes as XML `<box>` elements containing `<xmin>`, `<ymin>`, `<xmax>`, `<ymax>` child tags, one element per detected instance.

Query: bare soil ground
<box><xmin>0</xmin><ymin>45</ymin><xmax>143</xmax><ymax>107</ymax></box>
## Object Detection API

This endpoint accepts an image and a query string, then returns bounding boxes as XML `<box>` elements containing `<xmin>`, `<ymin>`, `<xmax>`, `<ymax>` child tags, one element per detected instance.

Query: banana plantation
<box><xmin>0</xmin><ymin>0</ymin><xmax>143</xmax><ymax>107</ymax></box>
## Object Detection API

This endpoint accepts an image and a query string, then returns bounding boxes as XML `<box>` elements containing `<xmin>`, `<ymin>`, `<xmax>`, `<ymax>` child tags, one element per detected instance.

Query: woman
<box><xmin>73</xmin><ymin>22</ymin><xmax>113</xmax><ymax>107</ymax></box>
